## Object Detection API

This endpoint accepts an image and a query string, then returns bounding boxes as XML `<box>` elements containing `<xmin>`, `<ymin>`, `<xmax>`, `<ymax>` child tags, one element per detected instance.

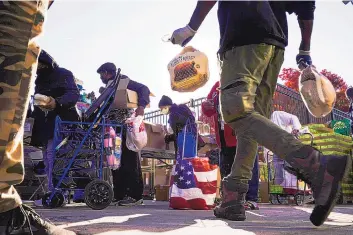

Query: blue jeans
<box><xmin>220</xmin><ymin>146</ymin><xmax>259</xmax><ymax>201</ymax></box>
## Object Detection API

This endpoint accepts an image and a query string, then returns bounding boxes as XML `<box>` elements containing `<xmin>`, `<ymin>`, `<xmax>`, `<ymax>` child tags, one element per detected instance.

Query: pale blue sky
<box><xmin>38</xmin><ymin>0</ymin><xmax>353</xmax><ymax>111</ymax></box>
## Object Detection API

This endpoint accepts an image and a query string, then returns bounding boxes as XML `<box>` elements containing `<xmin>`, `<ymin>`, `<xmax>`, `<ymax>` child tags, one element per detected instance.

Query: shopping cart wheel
<box><xmin>294</xmin><ymin>194</ymin><xmax>304</xmax><ymax>206</ymax></box>
<box><xmin>42</xmin><ymin>191</ymin><xmax>65</xmax><ymax>208</ymax></box>
<box><xmin>276</xmin><ymin>194</ymin><xmax>288</xmax><ymax>204</ymax></box>
<box><xmin>84</xmin><ymin>179</ymin><xmax>113</xmax><ymax>210</ymax></box>
<box><xmin>269</xmin><ymin>194</ymin><xmax>277</xmax><ymax>204</ymax></box>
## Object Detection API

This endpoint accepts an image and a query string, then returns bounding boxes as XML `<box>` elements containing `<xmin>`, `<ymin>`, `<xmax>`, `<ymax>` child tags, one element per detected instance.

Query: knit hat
<box><xmin>38</xmin><ymin>50</ymin><xmax>59</xmax><ymax>68</ymax></box>
<box><xmin>159</xmin><ymin>95</ymin><xmax>173</xmax><ymax>107</ymax></box>
<box><xmin>97</xmin><ymin>62</ymin><xmax>116</xmax><ymax>73</ymax></box>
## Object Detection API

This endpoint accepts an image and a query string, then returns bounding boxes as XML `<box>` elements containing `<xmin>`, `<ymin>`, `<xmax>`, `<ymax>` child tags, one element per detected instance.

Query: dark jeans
<box><xmin>111</xmin><ymin>129</ymin><xmax>143</xmax><ymax>201</ymax></box>
<box><xmin>220</xmin><ymin>146</ymin><xmax>259</xmax><ymax>202</ymax></box>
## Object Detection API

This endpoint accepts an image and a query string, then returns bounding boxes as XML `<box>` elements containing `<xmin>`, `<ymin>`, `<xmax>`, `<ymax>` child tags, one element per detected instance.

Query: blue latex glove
<box><xmin>170</xmin><ymin>25</ymin><xmax>197</xmax><ymax>47</ymax></box>
<box><xmin>296</xmin><ymin>50</ymin><xmax>312</xmax><ymax>70</ymax></box>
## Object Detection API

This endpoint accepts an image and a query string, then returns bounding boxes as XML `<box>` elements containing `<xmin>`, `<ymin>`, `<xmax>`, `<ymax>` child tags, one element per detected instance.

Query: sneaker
<box><xmin>0</xmin><ymin>204</ymin><xmax>76</xmax><ymax>235</ymax></box>
<box><xmin>213</xmin><ymin>179</ymin><xmax>248</xmax><ymax>221</ymax></box>
<box><xmin>34</xmin><ymin>199</ymin><xmax>42</xmax><ymax>207</ymax></box>
<box><xmin>117</xmin><ymin>197</ymin><xmax>143</xmax><ymax>206</ymax></box>
<box><xmin>244</xmin><ymin>201</ymin><xmax>259</xmax><ymax>211</ymax></box>
<box><xmin>285</xmin><ymin>146</ymin><xmax>352</xmax><ymax>226</ymax></box>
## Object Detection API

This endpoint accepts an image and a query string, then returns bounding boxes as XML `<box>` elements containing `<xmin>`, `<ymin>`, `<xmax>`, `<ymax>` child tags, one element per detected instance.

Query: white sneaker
<box><xmin>34</xmin><ymin>199</ymin><xmax>43</xmax><ymax>207</ymax></box>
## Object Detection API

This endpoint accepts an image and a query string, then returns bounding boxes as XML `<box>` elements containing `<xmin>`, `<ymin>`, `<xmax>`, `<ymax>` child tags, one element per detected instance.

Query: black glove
<box><xmin>296</xmin><ymin>50</ymin><xmax>312</xmax><ymax>70</ymax></box>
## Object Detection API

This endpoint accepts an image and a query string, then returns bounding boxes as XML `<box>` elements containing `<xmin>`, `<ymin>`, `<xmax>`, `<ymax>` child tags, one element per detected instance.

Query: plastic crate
<box><xmin>270</xmin><ymin>185</ymin><xmax>283</xmax><ymax>194</ymax></box>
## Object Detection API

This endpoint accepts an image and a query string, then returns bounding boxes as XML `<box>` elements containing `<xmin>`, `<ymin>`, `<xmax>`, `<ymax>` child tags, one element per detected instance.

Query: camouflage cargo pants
<box><xmin>0</xmin><ymin>1</ymin><xmax>49</xmax><ymax>213</ymax></box>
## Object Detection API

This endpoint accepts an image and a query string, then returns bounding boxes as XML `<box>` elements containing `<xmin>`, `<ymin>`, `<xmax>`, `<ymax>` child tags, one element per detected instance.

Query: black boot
<box><xmin>0</xmin><ymin>204</ymin><xmax>77</xmax><ymax>235</ymax></box>
<box><xmin>285</xmin><ymin>146</ymin><xmax>352</xmax><ymax>226</ymax></box>
<box><xmin>214</xmin><ymin>178</ymin><xmax>248</xmax><ymax>221</ymax></box>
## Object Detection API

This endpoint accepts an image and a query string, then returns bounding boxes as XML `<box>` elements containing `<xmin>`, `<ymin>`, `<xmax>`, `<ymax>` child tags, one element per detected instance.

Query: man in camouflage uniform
<box><xmin>0</xmin><ymin>1</ymin><xmax>76</xmax><ymax>234</ymax></box>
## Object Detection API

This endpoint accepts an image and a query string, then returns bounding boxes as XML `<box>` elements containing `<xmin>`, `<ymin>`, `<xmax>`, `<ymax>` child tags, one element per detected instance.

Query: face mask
<box><xmin>161</xmin><ymin>107</ymin><xmax>169</xmax><ymax>115</ymax></box>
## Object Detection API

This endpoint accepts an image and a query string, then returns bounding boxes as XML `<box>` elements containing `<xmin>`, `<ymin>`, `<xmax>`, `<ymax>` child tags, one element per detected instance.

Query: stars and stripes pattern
<box><xmin>169</xmin><ymin>156</ymin><xmax>218</xmax><ymax>210</ymax></box>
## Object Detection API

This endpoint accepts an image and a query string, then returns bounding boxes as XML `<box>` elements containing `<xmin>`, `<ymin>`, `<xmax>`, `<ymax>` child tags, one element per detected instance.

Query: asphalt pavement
<box><xmin>34</xmin><ymin>201</ymin><xmax>353</xmax><ymax>235</ymax></box>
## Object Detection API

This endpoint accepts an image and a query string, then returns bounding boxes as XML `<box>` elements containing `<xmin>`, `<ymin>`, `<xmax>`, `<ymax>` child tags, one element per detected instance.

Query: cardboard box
<box><xmin>197</xmin><ymin>134</ymin><xmax>218</xmax><ymax>155</ymax></box>
<box><xmin>259</xmin><ymin>182</ymin><xmax>269</xmax><ymax>203</ymax></box>
<box><xmin>155</xmin><ymin>185</ymin><xmax>170</xmax><ymax>201</ymax></box>
<box><xmin>111</xmin><ymin>89</ymin><xmax>152</xmax><ymax>109</ymax></box>
<box><xmin>154</xmin><ymin>167</ymin><xmax>171</xmax><ymax>186</ymax></box>
<box><xmin>143</xmin><ymin>122</ymin><xmax>174</xmax><ymax>151</ymax></box>
<box><xmin>198</xmin><ymin>143</ymin><xmax>218</xmax><ymax>155</ymax></box>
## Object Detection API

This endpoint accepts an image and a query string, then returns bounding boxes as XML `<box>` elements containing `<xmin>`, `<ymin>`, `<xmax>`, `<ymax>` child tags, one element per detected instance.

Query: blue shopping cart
<box><xmin>42</xmin><ymin>69</ymin><xmax>124</xmax><ymax>210</ymax></box>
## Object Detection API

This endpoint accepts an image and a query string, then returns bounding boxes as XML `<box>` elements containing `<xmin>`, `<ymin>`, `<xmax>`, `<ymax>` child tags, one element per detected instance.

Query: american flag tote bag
<box><xmin>169</xmin><ymin>156</ymin><xmax>218</xmax><ymax>210</ymax></box>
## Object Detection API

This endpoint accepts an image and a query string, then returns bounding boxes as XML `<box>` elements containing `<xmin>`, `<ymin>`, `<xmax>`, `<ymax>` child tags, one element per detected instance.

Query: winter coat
<box><xmin>30</xmin><ymin>67</ymin><xmax>80</xmax><ymax>147</ymax></box>
<box><xmin>165</xmin><ymin>104</ymin><xmax>197</xmax><ymax>155</ymax></box>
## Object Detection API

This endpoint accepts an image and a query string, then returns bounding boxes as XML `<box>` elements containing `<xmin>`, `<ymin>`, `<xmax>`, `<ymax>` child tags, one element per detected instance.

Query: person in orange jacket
<box><xmin>202</xmin><ymin>81</ymin><xmax>259</xmax><ymax>210</ymax></box>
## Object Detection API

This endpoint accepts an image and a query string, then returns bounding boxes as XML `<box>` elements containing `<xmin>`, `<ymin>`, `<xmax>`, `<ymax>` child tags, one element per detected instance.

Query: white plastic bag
<box><xmin>33</xmin><ymin>94</ymin><xmax>50</xmax><ymax>106</ymax></box>
<box><xmin>167</xmin><ymin>46</ymin><xmax>209</xmax><ymax>92</ymax></box>
<box><xmin>125</xmin><ymin>115</ymin><xmax>148</xmax><ymax>152</ymax></box>
<box><xmin>299</xmin><ymin>66</ymin><xmax>336</xmax><ymax>118</ymax></box>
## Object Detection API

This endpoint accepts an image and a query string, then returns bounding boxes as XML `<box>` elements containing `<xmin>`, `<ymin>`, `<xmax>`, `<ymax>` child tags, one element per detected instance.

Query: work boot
<box><xmin>214</xmin><ymin>179</ymin><xmax>248</xmax><ymax>221</ymax></box>
<box><xmin>285</xmin><ymin>146</ymin><xmax>352</xmax><ymax>226</ymax></box>
<box><xmin>0</xmin><ymin>204</ymin><xmax>76</xmax><ymax>235</ymax></box>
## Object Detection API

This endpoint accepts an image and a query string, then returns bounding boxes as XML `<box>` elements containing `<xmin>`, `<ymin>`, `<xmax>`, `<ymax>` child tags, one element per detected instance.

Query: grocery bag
<box><xmin>125</xmin><ymin>114</ymin><xmax>148</xmax><ymax>152</ymax></box>
<box><xmin>331</xmin><ymin>119</ymin><xmax>351</xmax><ymax>136</ymax></box>
<box><xmin>168</xmin><ymin>46</ymin><xmax>209</xmax><ymax>92</ymax></box>
<box><xmin>104</xmin><ymin>126</ymin><xmax>121</xmax><ymax>170</ymax></box>
<box><xmin>177</xmin><ymin>120</ymin><xmax>197</xmax><ymax>159</ymax></box>
<box><xmin>169</xmin><ymin>157</ymin><xmax>218</xmax><ymax>210</ymax></box>
<box><xmin>299</xmin><ymin>66</ymin><xmax>336</xmax><ymax>118</ymax></box>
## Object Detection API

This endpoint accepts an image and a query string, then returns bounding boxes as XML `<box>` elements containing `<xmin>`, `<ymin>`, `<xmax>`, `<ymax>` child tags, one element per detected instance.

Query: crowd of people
<box><xmin>0</xmin><ymin>1</ymin><xmax>352</xmax><ymax>235</ymax></box>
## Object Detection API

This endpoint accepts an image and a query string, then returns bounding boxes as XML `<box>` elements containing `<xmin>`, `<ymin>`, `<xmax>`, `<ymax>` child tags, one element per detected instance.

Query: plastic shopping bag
<box><xmin>104</xmin><ymin>127</ymin><xmax>121</xmax><ymax>170</ymax></box>
<box><xmin>125</xmin><ymin>114</ymin><xmax>148</xmax><ymax>152</ymax></box>
<box><xmin>177</xmin><ymin>120</ymin><xmax>198</xmax><ymax>159</ymax></box>
<box><xmin>33</xmin><ymin>94</ymin><xmax>51</xmax><ymax>106</ymax></box>
<box><xmin>168</xmin><ymin>46</ymin><xmax>209</xmax><ymax>92</ymax></box>
<box><xmin>299</xmin><ymin>66</ymin><xmax>336</xmax><ymax>118</ymax></box>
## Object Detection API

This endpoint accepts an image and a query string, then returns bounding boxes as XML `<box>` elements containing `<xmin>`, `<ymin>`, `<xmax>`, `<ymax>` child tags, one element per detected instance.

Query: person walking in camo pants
<box><xmin>0</xmin><ymin>1</ymin><xmax>76</xmax><ymax>234</ymax></box>
<box><xmin>170</xmin><ymin>1</ymin><xmax>351</xmax><ymax>226</ymax></box>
